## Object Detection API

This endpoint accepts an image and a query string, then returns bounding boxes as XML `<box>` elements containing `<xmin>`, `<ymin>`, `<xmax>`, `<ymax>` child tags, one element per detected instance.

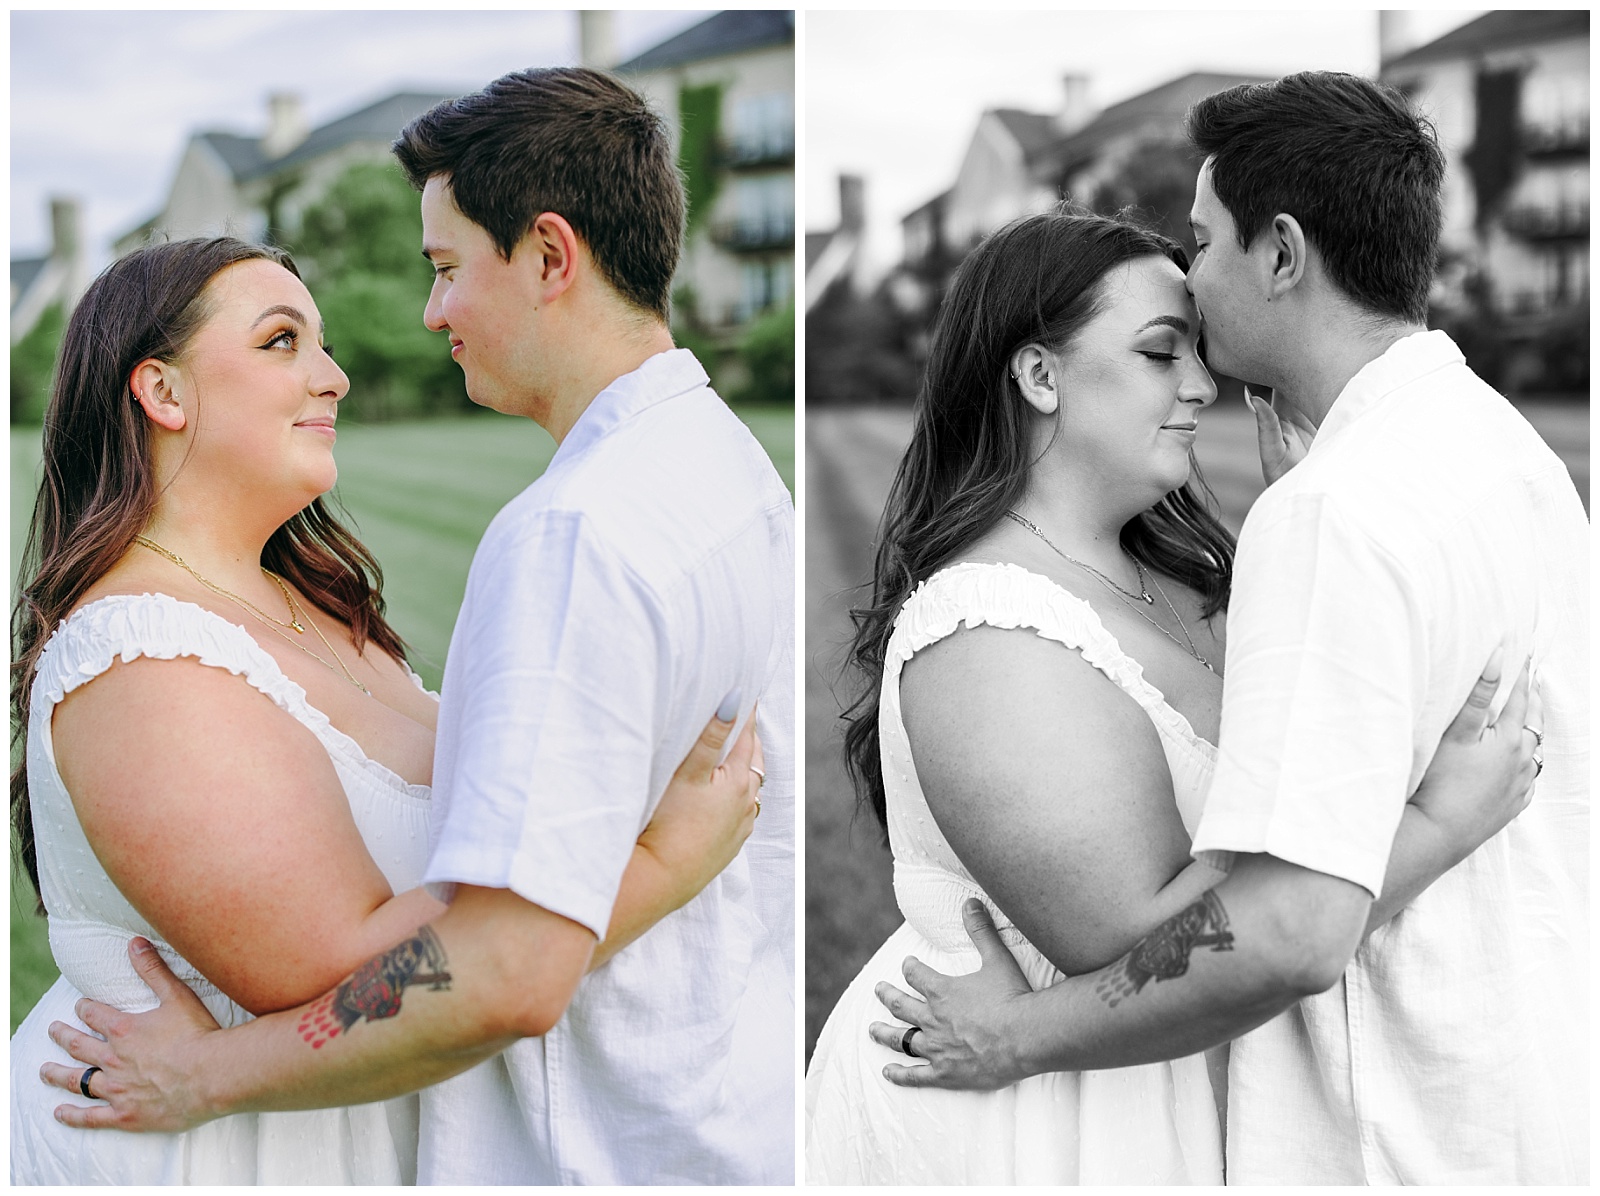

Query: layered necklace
<box><xmin>133</xmin><ymin>535</ymin><xmax>371</xmax><ymax>694</ymax></box>
<box><xmin>1004</xmin><ymin>511</ymin><xmax>1214</xmax><ymax>672</ymax></box>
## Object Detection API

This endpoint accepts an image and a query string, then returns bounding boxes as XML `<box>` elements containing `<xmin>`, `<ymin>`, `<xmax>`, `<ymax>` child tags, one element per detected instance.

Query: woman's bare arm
<box><xmin>55</xmin><ymin>655</ymin><xmax>445</xmax><ymax>1016</ymax></box>
<box><xmin>901</xmin><ymin>624</ymin><xmax>1220</xmax><ymax>978</ymax></box>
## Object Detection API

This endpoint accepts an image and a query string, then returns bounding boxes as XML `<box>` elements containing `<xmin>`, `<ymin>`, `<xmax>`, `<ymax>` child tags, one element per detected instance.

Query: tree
<box><xmin>1089</xmin><ymin>140</ymin><xmax>1202</xmax><ymax>260</ymax></box>
<box><xmin>734</xmin><ymin>299</ymin><xmax>794</xmax><ymax>404</ymax></box>
<box><xmin>10</xmin><ymin>302</ymin><xmax>66</xmax><ymax>424</ymax></box>
<box><xmin>287</xmin><ymin>162</ymin><xmax>469</xmax><ymax>420</ymax></box>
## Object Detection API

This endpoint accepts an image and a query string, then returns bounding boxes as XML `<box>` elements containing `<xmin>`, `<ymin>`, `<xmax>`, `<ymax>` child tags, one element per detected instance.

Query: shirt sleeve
<box><xmin>1190</xmin><ymin>490</ymin><xmax>1426</xmax><ymax>897</ymax></box>
<box><xmin>424</xmin><ymin>507</ymin><xmax>668</xmax><ymax>938</ymax></box>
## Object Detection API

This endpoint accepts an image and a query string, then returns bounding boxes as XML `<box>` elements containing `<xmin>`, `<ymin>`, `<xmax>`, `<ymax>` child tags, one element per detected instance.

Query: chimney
<box><xmin>48</xmin><ymin>195</ymin><xmax>88</xmax><ymax>307</ymax></box>
<box><xmin>579</xmin><ymin>11</ymin><xmax>616</xmax><ymax>69</ymax></box>
<box><xmin>1055</xmin><ymin>73</ymin><xmax>1095</xmax><ymax>136</ymax></box>
<box><xmin>262</xmin><ymin>92</ymin><xmax>307</xmax><ymax>159</ymax></box>
<box><xmin>838</xmin><ymin>174</ymin><xmax>866</xmax><ymax>234</ymax></box>
<box><xmin>49</xmin><ymin>196</ymin><xmax>79</xmax><ymax>261</ymax></box>
<box><xmin>1379</xmin><ymin>11</ymin><xmax>1418</xmax><ymax>67</ymax></box>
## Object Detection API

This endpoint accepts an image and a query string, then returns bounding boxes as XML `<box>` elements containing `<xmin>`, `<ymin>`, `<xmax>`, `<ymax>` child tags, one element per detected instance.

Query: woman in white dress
<box><xmin>804</xmin><ymin>210</ymin><xmax>1535</xmax><ymax>1183</ymax></box>
<box><xmin>10</xmin><ymin>238</ymin><xmax>760</xmax><ymax>1184</ymax></box>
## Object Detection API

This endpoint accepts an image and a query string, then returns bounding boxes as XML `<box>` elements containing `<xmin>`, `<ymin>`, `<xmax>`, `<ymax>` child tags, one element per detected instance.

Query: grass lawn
<box><xmin>9</xmin><ymin>404</ymin><xmax>794</xmax><ymax>1033</ymax></box>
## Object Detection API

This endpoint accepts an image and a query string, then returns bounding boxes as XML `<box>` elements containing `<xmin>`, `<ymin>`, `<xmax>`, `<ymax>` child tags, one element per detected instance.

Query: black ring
<box><xmin>900</xmin><ymin>1026</ymin><xmax>920</xmax><ymax>1058</ymax></box>
<box><xmin>1534</xmin><ymin>756</ymin><xmax>1544</xmax><ymax>777</ymax></box>
<box><xmin>80</xmin><ymin>1065</ymin><xmax>103</xmax><ymax>1099</ymax></box>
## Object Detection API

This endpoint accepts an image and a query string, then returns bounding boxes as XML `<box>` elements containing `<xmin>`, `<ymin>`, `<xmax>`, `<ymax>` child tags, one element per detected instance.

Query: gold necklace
<box><xmin>132</xmin><ymin>535</ymin><xmax>370</xmax><ymax>694</ymax></box>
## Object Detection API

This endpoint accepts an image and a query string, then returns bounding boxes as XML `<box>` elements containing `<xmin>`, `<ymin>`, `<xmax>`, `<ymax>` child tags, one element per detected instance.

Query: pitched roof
<box><xmin>616</xmin><ymin>9</ymin><xmax>793</xmax><ymax>72</ymax></box>
<box><xmin>1385</xmin><ymin>9</ymin><xmax>1590</xmax><ymax>71</ymax></box>
<box><xmin>1040</xmin><ymin>70</ymin><xmax>1270</xmax><ymax>179</ymax></box>
<box><xmin>901</xmin><ymin>187</ymin><xmax>951</xmax><ymax>226</ymax></box>
<box><xmin>191</xmin><ymin>92</ymin><xmax>457</xmax><ymax>184</ymax></box>
<box><xmin>989</xmin><ymin>109</ymin><xmax>1060</xmax><ymax>163</ymax></box>
<box><xmin>244</xmin><ymin>91</ymin><xmax>457</xmax><ymax>179</ymax></box>
<box><xmin>11</xmin><ymin>256</ymin><xmax>48</xmax><ymax>305</ymax></box>
<box><xmin>198</xmin><ymin>131</ymin><xmax>266</xmax><ymax>179</ymax></box>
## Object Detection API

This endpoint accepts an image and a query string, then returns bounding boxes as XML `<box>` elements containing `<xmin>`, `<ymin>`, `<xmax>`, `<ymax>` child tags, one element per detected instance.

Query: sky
<box><xmin>806</xmin><ymin>8</ymin><xmax>1488</xmax><ymax>278</ymax></box>
<box><xmin>11</xmin><ymin>9</ymin><xmax>711</xmax><ymax>265</ymax></box>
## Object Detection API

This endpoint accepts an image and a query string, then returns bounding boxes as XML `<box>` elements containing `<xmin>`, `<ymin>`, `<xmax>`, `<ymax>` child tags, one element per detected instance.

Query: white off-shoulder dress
<box><xmin>10</xmin><ymin>593</ymin><xmax>434</xmax><ymax>1185</ymax></box>
<box><xmin>805</xmin><ymin>562</ymin><xmax>1224</xmax><ymax>1184</ymax></box>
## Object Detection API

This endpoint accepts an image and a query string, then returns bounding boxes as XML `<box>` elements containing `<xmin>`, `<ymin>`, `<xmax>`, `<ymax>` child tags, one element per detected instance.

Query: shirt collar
<box><xmin>554</xmin><ymin>348</ymin><xmax>710</xmax><ymax>464</ymax></box>
<box><xmin>1311</xmin><ymin>329</ymin><xmax>1465</xmax><ymax>453</ymax></box>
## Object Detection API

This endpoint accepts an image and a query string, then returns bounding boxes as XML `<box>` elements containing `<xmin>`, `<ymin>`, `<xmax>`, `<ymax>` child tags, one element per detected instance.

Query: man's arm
<box><xmin>47</xmin><ymin>886</ymin><xmax>591</xmax><ymax>1129</ymax></box>
<box><xmin>44</xmin><ymin>710</ymin><xmax>760</xmax><ymax>1129</ymax></box>
<box><xmin>868</xmin><ymin>655</ymin><xmax>1538</xmax><ymax>1088</ymax></box>
<box><xmin>873</xmin><ymin>854</ymin><xmax>1367</xmax><ymax>1088</ymax></box>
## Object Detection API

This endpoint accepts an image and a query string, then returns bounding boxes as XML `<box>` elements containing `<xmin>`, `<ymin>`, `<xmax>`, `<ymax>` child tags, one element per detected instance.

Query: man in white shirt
<box><xmin>869</xmin><ymin>72</ymin><xmax>1587</xmax><ymax>1184</ymax></box>
<box><xmin>45</xmin><ymin>68</ymin><xmax>795</xmax><ymax>1184</ymax></box>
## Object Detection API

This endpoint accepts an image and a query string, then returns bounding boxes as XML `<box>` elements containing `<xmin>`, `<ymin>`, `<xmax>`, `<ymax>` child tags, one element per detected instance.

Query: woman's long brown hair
<box><xmin>11</xmin><ymin>237</ymin><xmax>408</xmax><ymax>903</ymax></box>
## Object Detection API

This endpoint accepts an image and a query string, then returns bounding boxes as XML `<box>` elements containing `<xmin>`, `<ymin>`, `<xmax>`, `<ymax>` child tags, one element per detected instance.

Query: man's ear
<box><xmin>1265</xmin><ymin>212</ymin><xmax>1308</xmax><ymax>300</ymax></box>
<box><xmin>521</xmin><ymin>211</ymin><xmax>582</xmax><ymax>304</ymax></box>
<box><xmin>129</xmin><ymin>359</ymin><xmax>187</xmax><ymax>432</ymax></box>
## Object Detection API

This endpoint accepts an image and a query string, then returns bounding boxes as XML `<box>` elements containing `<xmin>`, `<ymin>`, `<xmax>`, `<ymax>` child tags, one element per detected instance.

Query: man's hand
<box><xmin>1249</xmin><ymin>386</ymin><xmax>1316</xmax><ymax>485</ymax></box>
<box><xmin>866</xmin><ymin>899</ymin><xmax>1033</xmax><ymax>1091</ymax></box>
<box><xmin>42</xmin><ymin>937</ymin><xmax>223</xmax><ymax>1132</ymax></box>
<box><xmin>1410</xmin><ymin>651</ymin><xmax>1541</xmax><ymax>859</ymax></box>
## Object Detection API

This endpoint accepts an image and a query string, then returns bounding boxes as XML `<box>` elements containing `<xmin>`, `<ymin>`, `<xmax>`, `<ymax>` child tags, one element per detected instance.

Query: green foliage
<box><xmin>670</xmin><ymin>283</ymin><xmax>725</xmax><ymax>391</ymax></box>
<box><xmin>287</xmin><ymin>162</ymin><xmax>469</xmax><ymax>420</ymax></box>
<box><xmin>10</xmin><ymin>301</ymin><xmax>65</xmax><ymax>425</ymax></box>
<box><xmin>734</xmin><ymin>299</ymin><xmax>794</xmax><ymax>404</ymax></box>
<box><xmin>678</xmin><ymin>83</ymin><xmax>724</xmax><ymax>233</ymax></box>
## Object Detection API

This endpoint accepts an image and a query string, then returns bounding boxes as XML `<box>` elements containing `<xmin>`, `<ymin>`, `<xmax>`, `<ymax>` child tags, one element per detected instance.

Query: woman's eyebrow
<box><xmin>1135</xmin><ymin>314</ymin><xmax>1190</xmax><ymax>335</ymax></box>
<box><xmin>251</xmin><ymin>304</ymin><xmax>306</xmax><ymax>329</ymax></box>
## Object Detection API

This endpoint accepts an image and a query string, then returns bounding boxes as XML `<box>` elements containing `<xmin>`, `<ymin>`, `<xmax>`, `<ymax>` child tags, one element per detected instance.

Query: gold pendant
<box><xmin>290</xmin><ymin>619</ymin><xmax>306</xmax><ymax>634</ymax></box>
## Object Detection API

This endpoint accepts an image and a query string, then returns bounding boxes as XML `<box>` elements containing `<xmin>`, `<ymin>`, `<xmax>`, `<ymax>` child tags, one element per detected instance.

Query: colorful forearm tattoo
<box><xmin>297</xmin><ymin>926</ymin><xmax>453</xmax><ymax>1049</ymax></box>
<box><xmin>1094</xmin><ymin>890</ymin><xmax>1235</xmax><ymax>1008</ymax></box>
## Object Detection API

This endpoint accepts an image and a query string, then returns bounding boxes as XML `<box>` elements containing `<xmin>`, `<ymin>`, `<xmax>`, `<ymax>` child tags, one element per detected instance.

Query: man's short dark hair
<box><xmin>394</xmin><ymin>66</ymin><xmax>684</xmax><ymax>321</ymax></box>
<box><xmin>1186</xmin><ymin>71</ymin><xmax>1445</xmax><ymax>323</ymax></box>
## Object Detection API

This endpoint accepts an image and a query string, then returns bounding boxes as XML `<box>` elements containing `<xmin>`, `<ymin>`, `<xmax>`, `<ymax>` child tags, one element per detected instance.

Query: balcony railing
<box><xmin>1501</xmin><ymin>202</ymin><xmax>1590</xmax><ymax>239</ymax></box>
<box><xmin>1520</xmin><ymin>118</ymin><xmax>1590</xmax><ymax>156</ymax></box>
<box><xmin>709</xmin><ymin>214</ymin><xmax>795</xmax><ymax>252</ymax></box>
<box><xmin>721</xmin><ymin>129</ymin><xmax>795</xmax><ymax>168</ymax></box>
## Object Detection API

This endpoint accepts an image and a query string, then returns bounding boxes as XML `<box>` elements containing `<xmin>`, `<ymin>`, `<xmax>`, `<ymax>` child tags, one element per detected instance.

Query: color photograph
<box><xmin>12</xmin><ymin>8</ymin><xmax>796</xmax><ymax>1185</ymax></box>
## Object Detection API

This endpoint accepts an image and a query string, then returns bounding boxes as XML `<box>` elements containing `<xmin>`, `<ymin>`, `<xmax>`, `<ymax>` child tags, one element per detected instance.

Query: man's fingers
<box><xmin>71</xmin><ymin>996</ymin><xmax>124</xmax><ymax>1039</ymax></box>
<box><xmin>960</xmin><ymin>898</ymin><xmax>1012</xmax><ymax>969</ymax></box>
<box><xmin>47</xmin><ymin>1021</ymin><xmax>109</xmax><ymax>1068</ymax></box>
<box><xmin>52</xmin><ymin>1101</ymin><xmax>127</xmax><ymax>1129</ymax></box>
<box><xmin>866</xmin><ymin>1020</ymin><xmax>916</xmax><ymax>1052</ymax></box>
<box><xmin>126</xmin><ymin>937</ymin><xmax>196</xmax><ymax>1007</ymax></box>
<box><xmin>40</xmin><ymin>1059</ymin><xmax>103</xmax><ymax>1097</ymax></box>
<box><xmin>874</xmin><ymin>979</ymin><xmax>930</xmax><ymax>1025</ymax></box>
<box><xmin>881</xmin><ymin>1061</ymin><xmax>939</xmax><ymax>1087</ymax></box>
<box><xmin>901</xmin><ymin>956</ymin><xmax>948</xmax><ymax>999</ymax></box>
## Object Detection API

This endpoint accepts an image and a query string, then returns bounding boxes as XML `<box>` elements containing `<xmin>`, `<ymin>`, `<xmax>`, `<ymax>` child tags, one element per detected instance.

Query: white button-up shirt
<box><xmin>417</xmin><ymin>349</ymin><xmax>795</xmax><ymax>1184</ymax></box>
<box><xmin>1190</xmin><ymin>331</ymin><xmax>1588</xmax><ymax>1183</ymax></box>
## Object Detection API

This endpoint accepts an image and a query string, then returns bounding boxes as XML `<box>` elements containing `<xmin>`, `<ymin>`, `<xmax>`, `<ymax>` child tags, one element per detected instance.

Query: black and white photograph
<box><xmin>805</xmin><ymin>8</ymin><xmax>1588</xmax><ymax>1184</ymax></box>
